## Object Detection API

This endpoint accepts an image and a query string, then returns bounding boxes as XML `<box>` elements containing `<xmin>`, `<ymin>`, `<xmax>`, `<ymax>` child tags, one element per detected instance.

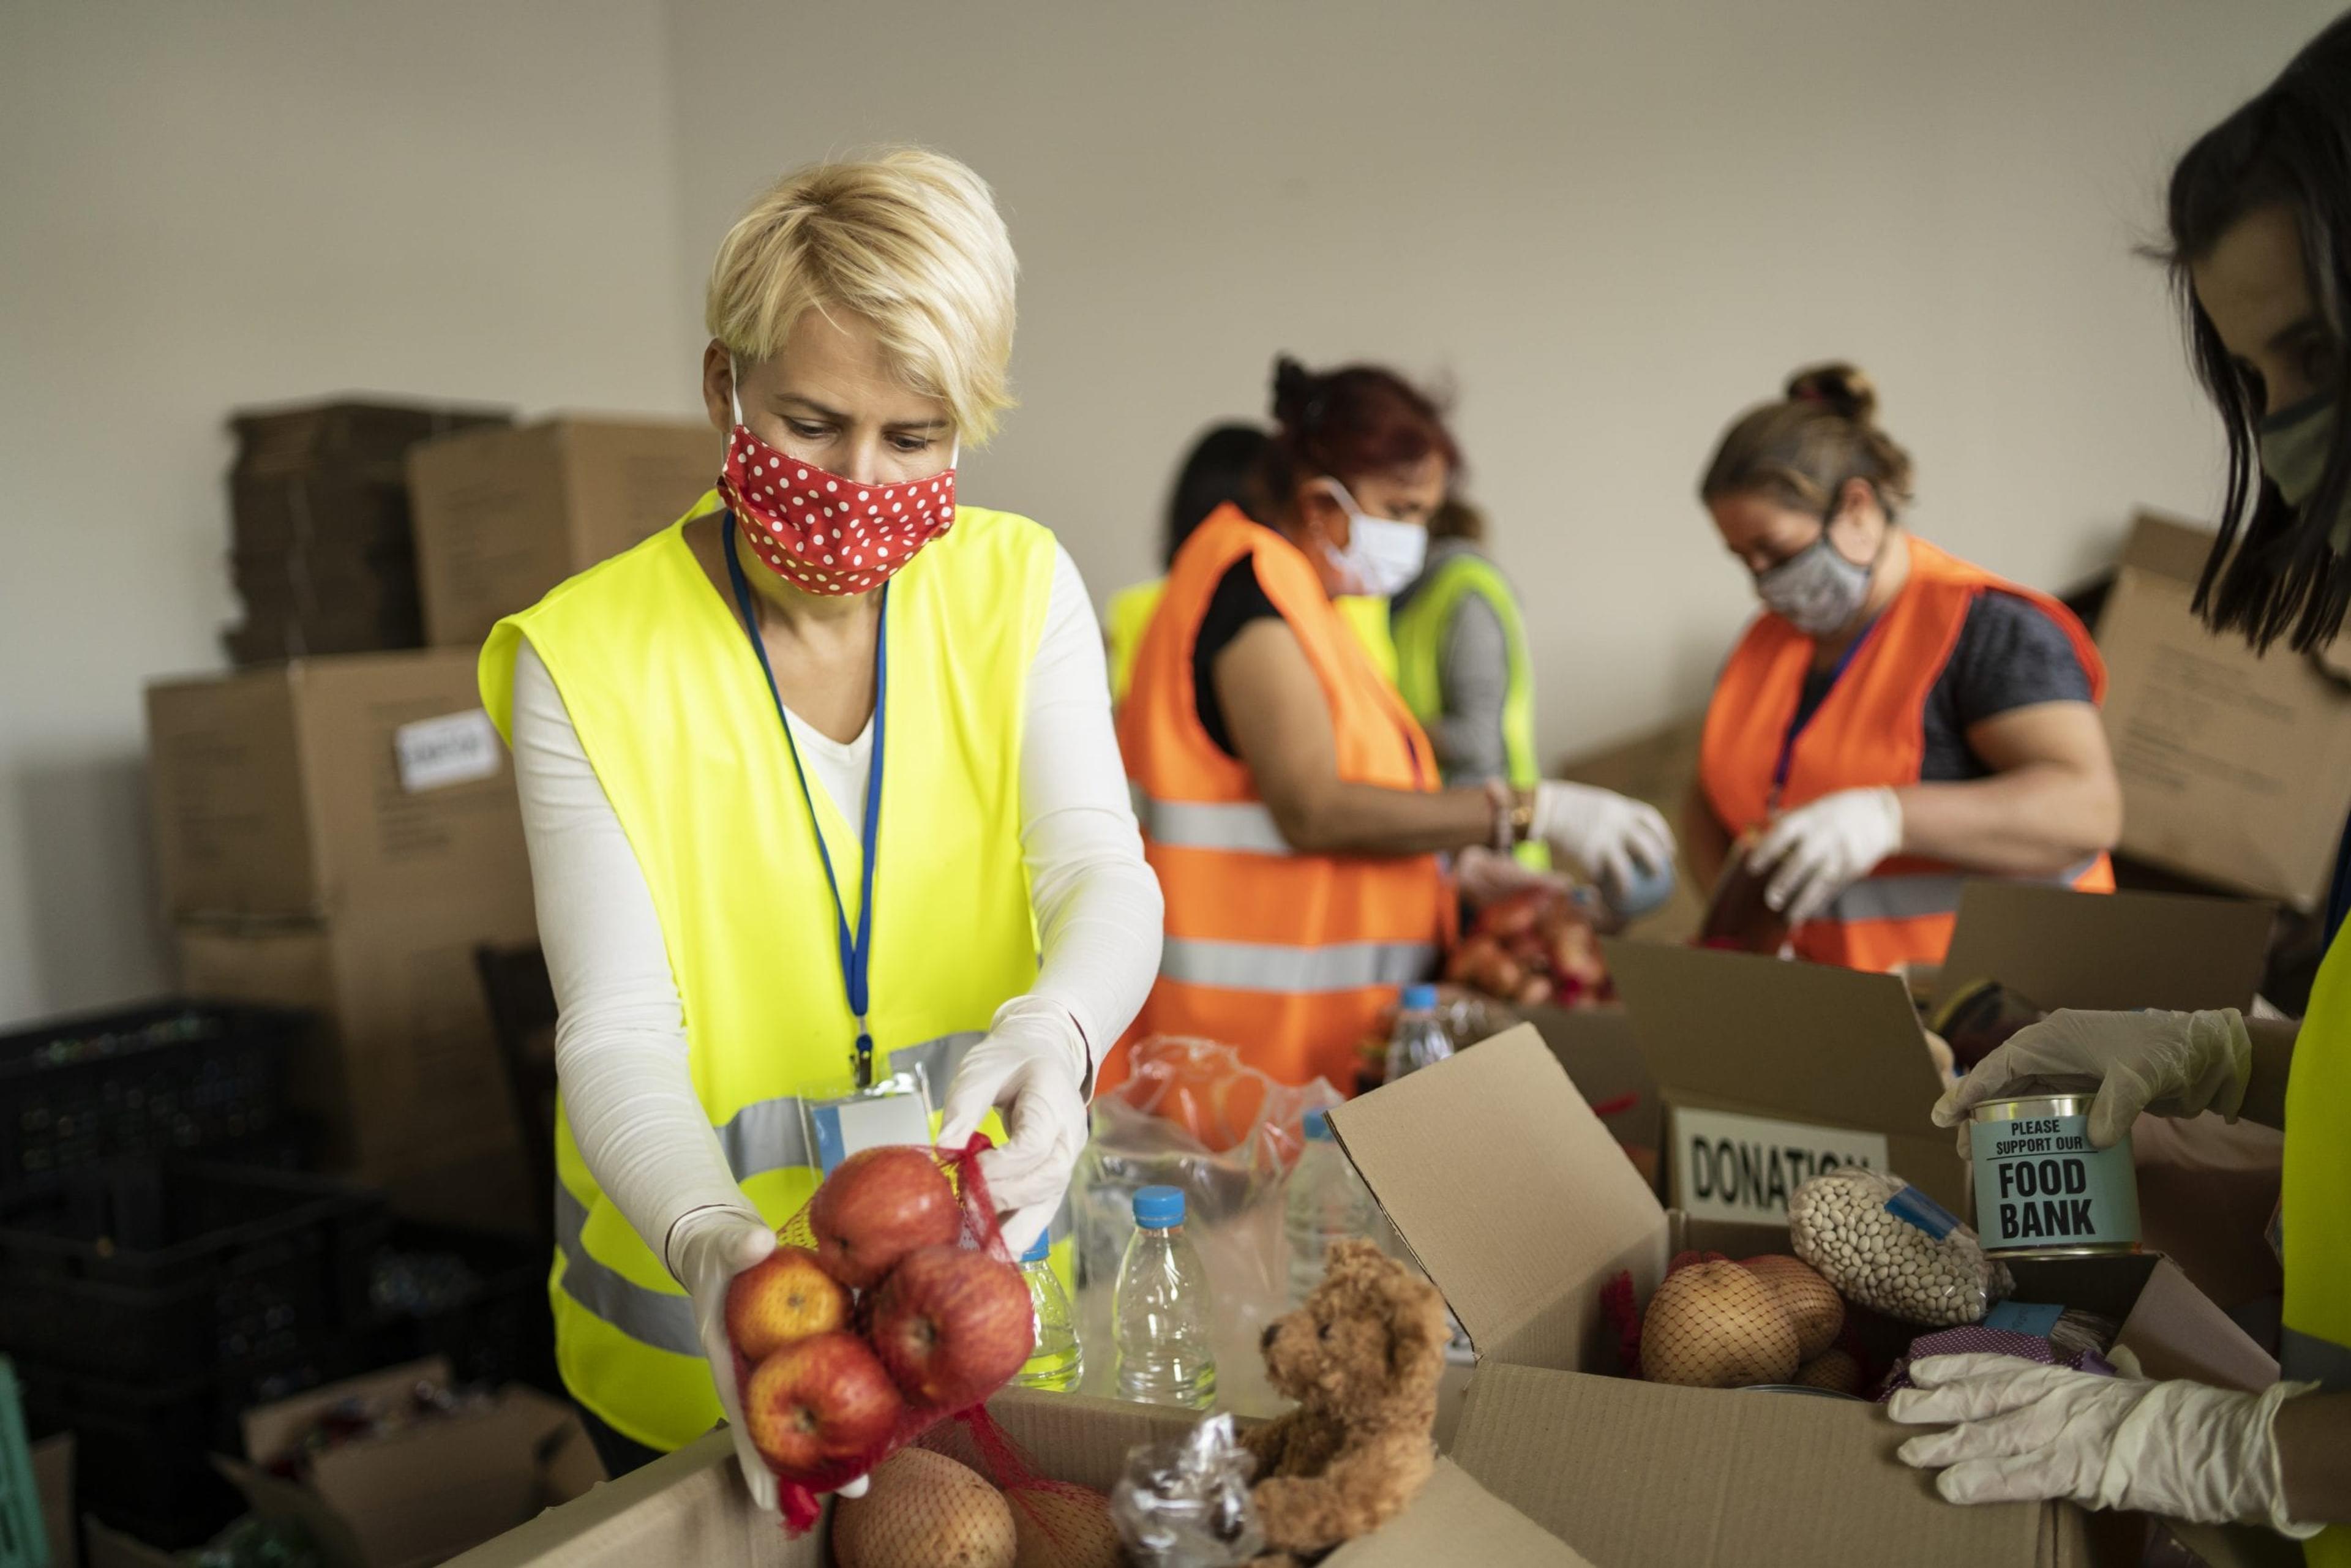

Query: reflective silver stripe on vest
<box><xmin>713</xmin><ymin>1032</ymin><xmax>982</xmax><ymax>1178</ymax></box>
<box><xmin>1821</xmin><ymin>858</ymin><xmax>2104</xmax><ymax>926</ymax></box>
<box><xmin>1160</xmin><ymin>935</ymin><xmax>1438</xmax><ymax>994</ymax></box>
<box><xmin>2282</xmin><ymin>1326</ymin><xmax>2351</xmax><ymax>1393</ymax></box>
<box><xmin>553</xmin><ymin>1183</ymin><xmax>701</xmax><ymax>1359</ymax></box>
<box><xmin>1131</xmin><ymin>790</ymin><xmax>1295</xmax><ymax>857</ymax></box>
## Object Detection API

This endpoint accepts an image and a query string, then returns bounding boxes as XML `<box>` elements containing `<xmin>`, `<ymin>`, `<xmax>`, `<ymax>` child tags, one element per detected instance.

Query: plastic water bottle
<box><xmin>1384</xmin><ymin>983</ymin><xmax>1453</xmax><ymax>1084</ymax></box>
<box><xmin>1114</xmin><ymin>1185</ymin><xmax>1217</xmax><ymax>1408</ymax></box>
<box><xmin>1014</xmin><ymin>1231</ymin><xmax>1082</xmax><ymax>1392</ymax></box>
<box><xmin>1284</xmin><ymin>1108</ymin><xmax>1381</xmax><ymax>1303</ymax></box>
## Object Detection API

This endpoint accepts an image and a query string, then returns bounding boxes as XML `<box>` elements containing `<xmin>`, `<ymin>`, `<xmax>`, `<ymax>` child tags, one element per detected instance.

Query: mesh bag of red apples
<box><xmin>726</xmin><ymin>1135</ymin><xmax>1093</xmax><ymax>1542</ymax></box>
<box><xmin>1447</xmin><ymin>886</ymin><xmax>1610</xmax><ymax>1007</ymax></box>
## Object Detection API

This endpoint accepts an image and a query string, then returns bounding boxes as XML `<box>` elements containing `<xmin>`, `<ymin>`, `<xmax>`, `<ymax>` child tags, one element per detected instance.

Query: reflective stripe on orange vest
<box><xmin>1700</xmin><ymin>536</ymin><xmax>2113</xmax><ymax>973</ymax></box>
<box><xmin>1113</xmin><ymin>505</ymin><xmax>1450</xmax><ymax>1092</ymax></box>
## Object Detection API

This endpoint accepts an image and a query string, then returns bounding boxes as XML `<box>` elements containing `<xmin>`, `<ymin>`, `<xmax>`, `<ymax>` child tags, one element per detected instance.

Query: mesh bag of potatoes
<box><xmin>1638</xmin><ymin>1250</ymin><xmax>1857</xmax><ymax>1391</ymax></box>
<box><xmin>1787</xmin><ymin>1167</ymin><xmax>2011</xmax><ymax>1328</ymax></box>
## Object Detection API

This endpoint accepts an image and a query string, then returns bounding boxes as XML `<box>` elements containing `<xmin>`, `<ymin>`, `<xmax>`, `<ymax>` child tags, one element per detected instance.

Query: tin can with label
<box><xmin>1969</xmin><ymin>1095</ymin><xmax>2139</xmax><ymax>1258</ymax></box>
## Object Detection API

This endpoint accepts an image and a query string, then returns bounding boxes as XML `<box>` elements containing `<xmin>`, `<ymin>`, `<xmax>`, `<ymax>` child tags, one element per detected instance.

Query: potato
<box><xmin>833</xmin><ymin>1447</ymin><xmax>1016</xmax><ymax>1568</ymax></box>
<box><xmin>1640</xmin><ymin>1261</ymin><xmax>1800</xmax><ymax>1389</ymax></box>
<box><xmin>1794</xmin><ymin>1348</ymin><xmax>1862</xmax><ymax>1396</ymax></box>
<box><xmin>1010</xmin><ymin>1484</ymin><xmax>1122</xmax><ymax>1568</ymax></box>
<box><xmin>1739</xmin><ymin>1254</ymin><xmax>1845</xmax><ymax>1360</ymax></box>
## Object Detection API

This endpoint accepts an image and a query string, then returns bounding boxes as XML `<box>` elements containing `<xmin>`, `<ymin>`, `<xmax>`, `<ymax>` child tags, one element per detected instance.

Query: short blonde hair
<box><xmin>705</xmin><ymin>149</ymin><xmax>1018</xmax><ymax>443</ymax></box>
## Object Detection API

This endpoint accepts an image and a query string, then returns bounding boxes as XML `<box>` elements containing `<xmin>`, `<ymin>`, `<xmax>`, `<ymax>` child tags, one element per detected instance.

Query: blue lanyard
<box><xmin>1769</xmin><ymin>618</ymin><xmax>1882</xmax><ymax>808</ymax></box>
<box><xmin>722</xmin><ymin>514</ymin><xmax>888</xmax><ymax>1088</ymax></box>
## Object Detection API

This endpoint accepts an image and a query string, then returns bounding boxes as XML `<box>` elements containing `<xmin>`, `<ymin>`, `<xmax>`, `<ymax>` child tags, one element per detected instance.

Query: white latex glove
<box><xmin>1453</xmin><ymin>843</ymin><xmax>1571</xmax><ymax>909</ymax></box>
<box><xmin>669</xmin><ymin>1206</ymin><xmax>782</xmax><ymax>1514</ymax></box>
<box><xmin>1932</xmin><ymin>1008</ymin><xmax>2252</xmax><ymax>1150</ymax></box>
<box><xmin>1891</xmin><ymin>1355</ymin><xmax>2321</xmax><ymax>1538</ymax></box>
<box><xmin>939</xmin><ymin>996</ymin><xmax>1089</xmax><ymax>1259</ymax></box>
<box><xmin>1531</xmin><ymin>781</ymin><xmax>1673</xmax><ymax>896</ymax></box>
<box><xmin>1745</xmin><ymin>786</ymin><xmax>1903</xmax><ymax>926</ymax></box>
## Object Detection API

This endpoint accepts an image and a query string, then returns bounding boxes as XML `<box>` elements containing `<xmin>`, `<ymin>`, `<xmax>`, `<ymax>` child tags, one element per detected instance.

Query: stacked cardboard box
<box><xmin>148</xmin><ymin>650</ymin><xmax>538</xmax><ymax>1233</ymax></box>
<box><xmin>2098</xmin><ymin>510</ymin><xmax>2351</xmax><ymax>910</ymax></box>
<box><xmin>224</xmin><ymin>401</ymin><xmax>511</xmax><ymax>664</ymax></box>
<box><xmin>407</xmin><ymin>416</ymin><xmax>718</xmax><ymax>650</ymax></box>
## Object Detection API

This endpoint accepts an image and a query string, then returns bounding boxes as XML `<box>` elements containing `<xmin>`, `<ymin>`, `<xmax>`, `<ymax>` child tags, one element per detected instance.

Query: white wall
<box><xmin>2</xmin><ymin>0</ymin><xmax>2341</xmax><ymax>1023</ymax></box>
<box><xmin>668</xmin><ymin>0</ymin><xmax>2335</xmax><ymax>729</ymax></box>
<box><xmin>0</xmin><ymin>2</ymin><xmax>699</xmax><ymax>1021</ymax></box>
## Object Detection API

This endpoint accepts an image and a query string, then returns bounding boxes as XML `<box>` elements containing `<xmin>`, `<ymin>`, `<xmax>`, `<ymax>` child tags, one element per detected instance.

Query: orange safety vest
<box><xmin>1700</xmin><ymin>536</ymin><xmax>2114</xmax><ymax>973</ymax></box>
<box><xmin>1113</xmin><ymin>505</ymin><xmax>1451</xmax><ymax>1092</ymax></box>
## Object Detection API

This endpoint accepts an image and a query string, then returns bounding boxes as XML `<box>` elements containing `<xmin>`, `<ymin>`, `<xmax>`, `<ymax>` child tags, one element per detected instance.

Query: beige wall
<box><xmin>0</xmin><ymin>2</ymin><xmax>699</xmax><ymax>1019</ymax></box>
<box><xmin>1</xmin><ymin>0</ymin><xmax>2340</xmax><ymax>1022</ymax></box>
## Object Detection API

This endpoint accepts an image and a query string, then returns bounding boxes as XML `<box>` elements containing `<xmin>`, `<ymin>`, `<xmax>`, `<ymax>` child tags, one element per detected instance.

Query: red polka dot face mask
<box><xmin>716</xmin><ymin>395</ymin><xmax>957</xmax><ymax>596</ymax></box>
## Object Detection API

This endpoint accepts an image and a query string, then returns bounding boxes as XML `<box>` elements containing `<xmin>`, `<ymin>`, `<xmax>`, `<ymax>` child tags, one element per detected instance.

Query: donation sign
<box><xmin>1668</xmin><ymin>1105</ymin><xmax>1889</xmax><ymax>1225</ymax></box>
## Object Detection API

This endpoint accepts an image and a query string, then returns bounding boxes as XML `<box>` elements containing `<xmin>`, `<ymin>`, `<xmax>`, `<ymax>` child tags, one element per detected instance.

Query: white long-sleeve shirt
<box><xmin>509</xmin><ymin>541</ymin><xmax>1162</xmax><ymax>1270</ymax></box>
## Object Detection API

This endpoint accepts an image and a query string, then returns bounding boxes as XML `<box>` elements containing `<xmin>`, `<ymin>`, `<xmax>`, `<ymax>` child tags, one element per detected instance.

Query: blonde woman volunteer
<box><xmin>1118</xmin><ymin>356</ymin><xmax>1669</xmax><ymax>1092</ymax></box>
<box><xmin>481</xmin><ymin>153</ymin><xmax>1161</xmax><ymax>1504</ymax></box>
<box><xmin>1895</xmin><ymin>16</ymin><xmax>2351</xmax><ymax>1553</ymax></box>
<box><xmin>1687</xmin><ymin>364</ymin><xmax>2121</xmax><ymax>973</ymax></box>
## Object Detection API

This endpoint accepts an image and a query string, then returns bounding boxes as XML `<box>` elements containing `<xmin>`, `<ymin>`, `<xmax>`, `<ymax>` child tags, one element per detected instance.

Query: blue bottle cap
<box><xmin>1302</xmin><ymin>1107</ymin><xmax>1334</xmax><ymax>1141</ymax></box>
<box><xmin>1133</xmin><ymin>1185</ymin><xmax>1185</xmax><ymax>1227</ymax></box>
<box><xmin>1021</xmin><ymin>1231</ymin><xmax>1051</xmax><ymax>1264</ymax></box>
<box><xmin>1400</xmin><ymin>983</ymin><xmax>1440</xmax><ymax>1011</ymax></box>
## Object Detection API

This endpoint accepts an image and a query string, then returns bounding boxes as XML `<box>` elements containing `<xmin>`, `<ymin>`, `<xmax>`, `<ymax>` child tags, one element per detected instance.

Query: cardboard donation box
<box><xmin>444</xmin><ymin>1388</ymin><xmax>1591</xmax><ymax>1567</ymax></box>
<box><xmin>407</xmin><ymin>416</ymin><xmax>718</xmax><ymax>651</ymax></box>
<box><xmin>1603</xmin><ymin>940</ymin><xmax>1964</xmax><ymax>1222</ymax></box>
<box><xmin>147</xmin><ymin>651</ymin><xmax>533</xmax><ymax>923</ymax></box>
<box><xmin>1323</xmin><ymin>1027</ymin><xmax>2276</xmax><ymax>1568</ymax></box>
<box><xmin>2097</xmin><ymin>511</ymin><xmax>2351</xmax><ymax>909</ymax></box>
<box><xmin>204</xmin><ymin>1358</ymin><xmax>599</xmax><ymax>1568</ymax></box>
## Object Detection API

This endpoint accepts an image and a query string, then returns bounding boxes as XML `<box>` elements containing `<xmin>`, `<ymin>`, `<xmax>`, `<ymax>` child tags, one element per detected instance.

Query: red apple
<box><xmin>869</xmin><ymin>1244</ymin><xmax>1035</xmax><ymax>1409</ymax></box>
<box><xmin>726</xmin><ymin>1245</ymin><xmax>849</xmax><ymax>1361</ymax></box>
<box><xmin>741</xmin><ymin>1330</ymin><xmax>903</xmax><ymax>1477</ymax></box>
<box><xmin>809</xmin><ymin>1145</ymin><xmax>964</xmax><ymax>1289</ymax></box>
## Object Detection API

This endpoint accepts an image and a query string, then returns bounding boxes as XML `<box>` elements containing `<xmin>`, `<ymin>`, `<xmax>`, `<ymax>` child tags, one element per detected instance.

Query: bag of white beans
<box><xmin>1787</xmin><ymin>1168</ymin><xmax>2011</xmax><ymax>1327</ymax></box>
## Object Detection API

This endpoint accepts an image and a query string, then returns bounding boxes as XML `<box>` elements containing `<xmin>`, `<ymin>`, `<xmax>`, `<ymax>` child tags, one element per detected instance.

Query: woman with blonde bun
<box><xmin>1687</xmin><ymin>362</ymin><xmax>2121</xmax><ymax>973</ymax></box>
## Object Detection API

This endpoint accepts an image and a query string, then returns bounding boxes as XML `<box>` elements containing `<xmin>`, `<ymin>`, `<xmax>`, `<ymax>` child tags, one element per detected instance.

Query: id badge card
<box><xmin>801</xmin><ymin>1065</ymin><xmax>934</xmax><ymax>1176</ymax></box>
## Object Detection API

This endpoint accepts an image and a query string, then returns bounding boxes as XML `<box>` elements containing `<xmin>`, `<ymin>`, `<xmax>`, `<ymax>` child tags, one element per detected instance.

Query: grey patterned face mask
<box><xmin>1756</xmin><ymin>532</ymin><xmax>1873</xmax><ymax>637</ymax></box>
<box><xmin>2259</xmin><ymin>394</ymin><xmax>2350</xmax><ymax>554</ymax></box>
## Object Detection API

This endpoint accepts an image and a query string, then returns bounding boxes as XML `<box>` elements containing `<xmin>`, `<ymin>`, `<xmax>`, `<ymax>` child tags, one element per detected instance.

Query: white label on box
<box><xmin>1670</xmin><ymin>1105</ymin><xmax>1889</xmax><ymax>1225</ymax></box>
<box><xmin>394</xmin><ymin>709</ymin><xmax>503</xmax><ymax>793</ymax></box>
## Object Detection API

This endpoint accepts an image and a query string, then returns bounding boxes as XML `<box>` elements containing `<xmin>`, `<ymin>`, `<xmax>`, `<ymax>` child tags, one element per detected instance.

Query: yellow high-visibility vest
<box><xmin>1390</xmin><ymin>547</ymin><xmax>1547</xmax><ymax>869</ymax></box>
<box><xmin>481</xmin><ymin>493</ymin><xmax>1052</xmax><ymax>1450</ymax></box>
<box><xmin>2284</xmin><ymin>926</ymin><xmax>2351</xmax><ymax>1565</ymax></box>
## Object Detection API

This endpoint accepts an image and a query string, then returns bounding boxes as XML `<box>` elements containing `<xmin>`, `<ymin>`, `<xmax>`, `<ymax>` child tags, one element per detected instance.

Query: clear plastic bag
<box><xmin>1109</xmin><ymin>1412</ymin><xmax>1264</xmax><ymax>1567</ymax></box>
<box><xmin>1787</xmin><ymin>1168</ymin><xmax>2011</xmax><ymax>1327</ymax></box>
<box><xmin>1074</xmin><ymin>1036</ymin><xmax>1340</xmax><ymax>1306</ymax></box>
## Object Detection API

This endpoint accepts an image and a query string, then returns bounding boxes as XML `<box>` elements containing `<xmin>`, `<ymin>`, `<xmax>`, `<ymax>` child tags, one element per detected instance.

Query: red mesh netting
<box><xmin>733</xmin><ymin>1133</ymin><xmax>1054</xmax><ymax>1534</ymax></box>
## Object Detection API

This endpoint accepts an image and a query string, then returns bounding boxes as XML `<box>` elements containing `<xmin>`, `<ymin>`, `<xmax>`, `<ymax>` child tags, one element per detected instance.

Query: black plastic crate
<box><xmin>362</xmin><ymin>1221</ymin><xmax>557</xmax><ymax>1394</ymax></box>
<box><xmin>0</xmin><ymin>1001</ymin><xmax>305</xmax><ymax>1191</ymax></box>
<box><xmin>0</xmin><ymin>1160</ymin><xmax>384</xmax><ymax>1382</ymax></box>
<box><xmin>17</xmin><ymin>1339</ymin><xmax>357</xmax><ymax>1551</ymax></box>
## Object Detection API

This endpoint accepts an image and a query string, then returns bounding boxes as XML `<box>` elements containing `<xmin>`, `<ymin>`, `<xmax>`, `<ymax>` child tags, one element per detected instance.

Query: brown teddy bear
<box><xmin>1240</xmin><ymin>1239</ymin><xmax>1450</xmax><ymax>1564</ymax></box>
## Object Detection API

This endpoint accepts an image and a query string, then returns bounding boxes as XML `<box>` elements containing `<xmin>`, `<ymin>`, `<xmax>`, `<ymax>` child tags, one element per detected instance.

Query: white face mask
<box><xmin>1318</xmin><ymin>478</ymin><xmax>1428</xmax><ymax>597</ymax></box>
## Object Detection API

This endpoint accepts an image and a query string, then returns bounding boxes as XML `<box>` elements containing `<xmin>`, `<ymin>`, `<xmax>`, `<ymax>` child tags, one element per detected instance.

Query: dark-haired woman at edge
<box><xmin>1685</xmin><ymin>361</ymin><xmax>2121</xmax><ymax>975</ymax></box>
<box><xmin>1900</xmin><ymin>17</ymin><xmax>2351</xmax><ymax>1553</ymax></box>
<box><xmin>1111</xmin><ymin>356</ymin><xmax>1671</xmax><ymax>1091</ymax></box>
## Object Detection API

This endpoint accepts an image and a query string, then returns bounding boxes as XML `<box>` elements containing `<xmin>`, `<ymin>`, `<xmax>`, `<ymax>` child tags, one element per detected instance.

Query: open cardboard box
<box><xmin>206</xmin><ymin>1357</ymin><xmax>599</xmax><ymax>1568</ymax></box>
<box><xmin>1601</xmin><ymin>940</ymin><xmax>1965</xmax><ymax>1224</ymax></box>
<box><xmin>1322</xmin><ymin>1026</ymin><xmax>2276</xmax><ymax>1568</ymax></box>
<box><xmin>443</xmin><ymin>1386</ymin><xmax>1593</xmax><ymax>1567</ymax></box>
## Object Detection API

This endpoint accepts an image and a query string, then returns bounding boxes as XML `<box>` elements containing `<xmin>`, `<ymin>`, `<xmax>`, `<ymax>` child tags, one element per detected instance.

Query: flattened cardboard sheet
<box><xmin>1938</xmin><ymin>882</ymin><xmax>2273</xmax><ymax>1015</ymax></box>
<box><xmin>1327</xmin><ymin>1027</ymin><xmax>1666</xmax><ymax>1372</ymax></box>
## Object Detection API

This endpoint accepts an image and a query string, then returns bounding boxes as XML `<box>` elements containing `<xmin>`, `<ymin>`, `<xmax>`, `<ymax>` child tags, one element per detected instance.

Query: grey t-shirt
<box><xmin>1394</xmin><ymin>541</ymin><xmax>1517</xmax><ymax>787</ymax></box>
<box><xmin>1791</xmin><ymin>591</ymin><xmax>2093</xmax><ymax>780</ymax></box>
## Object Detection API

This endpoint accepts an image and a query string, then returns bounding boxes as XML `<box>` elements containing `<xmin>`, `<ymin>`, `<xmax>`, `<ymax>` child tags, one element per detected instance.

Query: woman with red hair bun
<box><xmin>1113</xmin><ymin>355</ymin><xmax>1671</xmax><ymax>1090</ymax></box>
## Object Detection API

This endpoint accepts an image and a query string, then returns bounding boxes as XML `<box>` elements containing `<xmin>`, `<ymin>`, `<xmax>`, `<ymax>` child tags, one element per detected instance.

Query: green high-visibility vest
<box><xmin>1391</xmin><ymin>548</ymin><xmax>1547</xmax><ymax>869</ymax></box>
